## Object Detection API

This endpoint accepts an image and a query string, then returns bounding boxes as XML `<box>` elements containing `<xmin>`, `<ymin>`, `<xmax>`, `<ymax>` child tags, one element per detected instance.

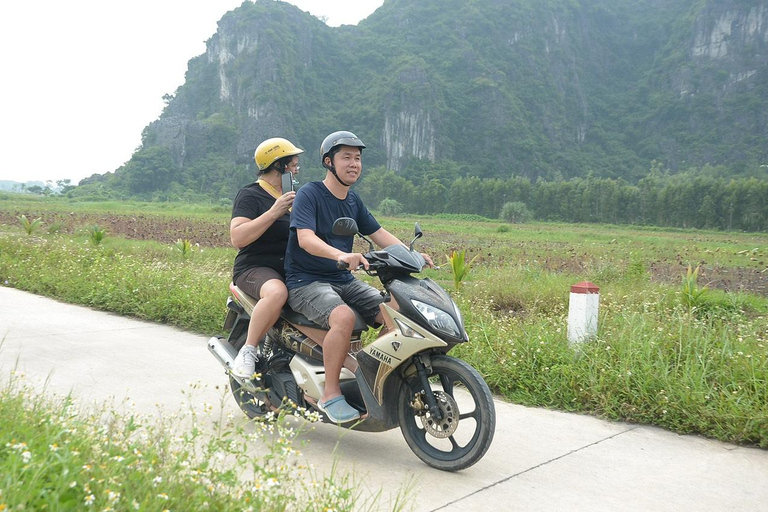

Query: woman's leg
<box><xmin>243</xmin><ymin>278</ymin><xmax>287</xmax><ymax>347</ymax></box>
<box><xmin>232</xmin><ymin>267</ymin><xmax>286</xmax><ymax>377</ymax></box>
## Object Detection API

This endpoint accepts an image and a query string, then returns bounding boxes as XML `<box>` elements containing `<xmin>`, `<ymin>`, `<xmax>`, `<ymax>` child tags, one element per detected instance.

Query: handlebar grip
<box><xmin>337</xmin><ymin>260</ymin><xmax>349</xmax><ymax>270</ymax></box>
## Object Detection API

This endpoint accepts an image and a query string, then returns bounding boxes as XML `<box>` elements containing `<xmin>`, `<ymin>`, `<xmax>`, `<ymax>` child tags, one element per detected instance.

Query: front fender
<box><xmin>358</xmin><ymin>304</ymin><xmax>447</xmax><ymax>405</ymax></box>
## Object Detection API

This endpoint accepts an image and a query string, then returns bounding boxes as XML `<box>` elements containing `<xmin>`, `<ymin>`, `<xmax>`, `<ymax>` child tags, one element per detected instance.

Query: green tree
<box><xmin>120</xmin><ymin>147</ymin><xmax>175</xmax><ymax>194</ymax></box>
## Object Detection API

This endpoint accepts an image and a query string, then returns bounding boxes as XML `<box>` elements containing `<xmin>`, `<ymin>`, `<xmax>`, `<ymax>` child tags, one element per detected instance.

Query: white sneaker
<box><xmin>232</xmin><ymin>345</ymin><xmax>259</xmax><ymax>378</ymax></box>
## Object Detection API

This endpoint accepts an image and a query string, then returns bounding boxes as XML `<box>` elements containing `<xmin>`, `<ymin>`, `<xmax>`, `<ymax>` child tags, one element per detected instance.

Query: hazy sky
<box><xmin>0</xmin><ymin>0</ymin><xmax>385</xmax><ymax>185</ymax></box>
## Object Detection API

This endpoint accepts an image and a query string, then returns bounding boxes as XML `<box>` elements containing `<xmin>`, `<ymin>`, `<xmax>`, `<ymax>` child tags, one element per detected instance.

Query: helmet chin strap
<box><xmin>329</xmin><ymin>166</ymin><xmax>352</xmax><ymax>187</ymax></box>
<box><xmin>324</xmin><ymin>156</ymin><xmax>352</xmax><ymax>187</ymax></box>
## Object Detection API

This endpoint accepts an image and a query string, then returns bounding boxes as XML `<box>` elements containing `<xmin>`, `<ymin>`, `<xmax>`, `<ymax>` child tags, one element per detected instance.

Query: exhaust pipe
<box><xmin>208</xmin><ymin>336</ymin><xmax>237</xmax><ymax>371</ymax></box>
<box><xmin>208</xmin><ymin>336</ymin><xmax>264</xmax><ymax>394</ymax></box>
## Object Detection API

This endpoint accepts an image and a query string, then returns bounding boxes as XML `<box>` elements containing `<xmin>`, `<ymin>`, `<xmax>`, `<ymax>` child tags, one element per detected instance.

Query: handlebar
<box><xmin>336</xmin><ymin>258</ymin><xmax>386</xmax><ymax>271</ymax></box>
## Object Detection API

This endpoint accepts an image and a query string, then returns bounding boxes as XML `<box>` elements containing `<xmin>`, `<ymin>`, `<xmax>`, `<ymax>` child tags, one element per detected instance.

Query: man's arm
<box><xmin>368</xmin><ymin>227</ymin><xmax>403</xmax><ymax>249</ymax></box>
<box><xmin>369</xmin><ymin>228</ymin><xmax>434</xmax><ymax>267</ymax></box>
<box><xmin>296</xmin><ymin>228</ymin><xmax>370</xmax><ymax>269</ymax></box>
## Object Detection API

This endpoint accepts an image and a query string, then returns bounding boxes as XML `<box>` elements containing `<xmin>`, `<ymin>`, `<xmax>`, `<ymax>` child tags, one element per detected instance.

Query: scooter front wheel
<box><xmin>398</xmin><ymin>355</ymin><xmax>495</xmax><ymax>471</ymax></box>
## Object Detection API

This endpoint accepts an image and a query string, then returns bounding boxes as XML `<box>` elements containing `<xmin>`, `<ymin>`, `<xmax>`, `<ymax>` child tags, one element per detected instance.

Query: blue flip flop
<box><xmin>318</xmin><ymin>396</ymin><xmax>360</xmax><ymax>423</ymax></box>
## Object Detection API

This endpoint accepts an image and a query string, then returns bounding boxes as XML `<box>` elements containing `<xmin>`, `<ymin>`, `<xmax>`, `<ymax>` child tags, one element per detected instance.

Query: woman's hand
<box><xmin>270</xmin><ymin>190</ymin><xmax>296</xmax><ymax>216</ymax></box>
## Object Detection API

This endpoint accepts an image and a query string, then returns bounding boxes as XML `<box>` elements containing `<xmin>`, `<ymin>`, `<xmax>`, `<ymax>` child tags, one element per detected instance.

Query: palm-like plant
<box><xmin>17</xmin><ymin>214</ymin><xmax>42</xmax><ymax>235</ymax></box>
<box><xmin>682</xmin><ymin>264</ymin><xmax>708</xmax><ymax>308</ymax></box>
<box><xmin>175</xmin><ymin>238</ymin><xmax>193</xmax><ymax>257</ymax></box>
<box><xmin>445</xmin><ymin>249</ymin><xmax>479</xmax><ymax>291</ymax></box>
<box><xmin>87</xmin><ymin>225</ymin><xmax>107</xmax><ymax>245</ymax></box>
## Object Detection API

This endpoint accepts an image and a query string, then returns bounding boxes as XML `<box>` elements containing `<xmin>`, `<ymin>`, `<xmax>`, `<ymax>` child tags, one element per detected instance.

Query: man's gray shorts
<box><xmin>287</xmin><ymin>280</ymin><xmax>384</xmax><ymax>330</ymax></box>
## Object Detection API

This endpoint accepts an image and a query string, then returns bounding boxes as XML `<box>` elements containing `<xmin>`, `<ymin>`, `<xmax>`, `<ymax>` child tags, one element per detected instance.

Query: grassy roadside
<box><xmin>0</xmin><ymin>214</ymin><xmax>767</xmax><ymax>448</ymax></box>
<box><xmin>0</xmin><ymin>369</ymin><xmax>387</xmax><ymax>511</ymax></box>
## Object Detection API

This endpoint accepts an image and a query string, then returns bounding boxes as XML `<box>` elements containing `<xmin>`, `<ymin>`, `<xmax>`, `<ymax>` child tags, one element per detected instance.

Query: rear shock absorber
<box><xmin>262</xmin><ymin>328</ymin><xmax>276</xmax><ymax>360</ymax></box>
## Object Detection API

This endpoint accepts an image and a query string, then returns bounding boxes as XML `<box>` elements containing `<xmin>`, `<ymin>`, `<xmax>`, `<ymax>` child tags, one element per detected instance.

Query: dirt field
<box><xmin>2</xmin><ymin>208</ymin><xmax>767</xmax><ymax>296</ymax></box>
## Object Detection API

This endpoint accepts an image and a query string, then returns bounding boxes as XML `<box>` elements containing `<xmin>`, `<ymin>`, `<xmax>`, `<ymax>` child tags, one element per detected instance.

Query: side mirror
<box><xmin>332</xmin><ymin>217</ymin><xmax>359</xmax><ymax>236</ymax></box>
<box><xmin>409</xmin><ymin>222</ymin><xmax>423</xmax><ymax>251</ymax></box>
<box><xmin>333</xmin><ymin>217</ymin><xmax>374</xmax><ymax>251</ymax></box>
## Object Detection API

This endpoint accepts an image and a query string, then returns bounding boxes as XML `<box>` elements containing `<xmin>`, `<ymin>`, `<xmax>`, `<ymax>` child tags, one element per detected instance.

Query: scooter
<box><xmin>208</xmin><ymin>218</ymin><xmax>495</xmax><ymax>471</ymax></box>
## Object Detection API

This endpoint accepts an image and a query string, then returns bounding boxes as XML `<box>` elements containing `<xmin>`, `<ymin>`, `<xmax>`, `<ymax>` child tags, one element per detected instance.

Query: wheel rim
<box><xmin>401</xmin><ymin>360</ymin><xmax>491</xmax><ymax>465</ymax></box>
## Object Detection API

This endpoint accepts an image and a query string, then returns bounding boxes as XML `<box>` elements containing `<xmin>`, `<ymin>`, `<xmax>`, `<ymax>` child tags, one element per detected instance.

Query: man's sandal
<box><xmin>318</xmin><ymin>395</ymin><xmax>360</xmax><ymax>423</ymax></box>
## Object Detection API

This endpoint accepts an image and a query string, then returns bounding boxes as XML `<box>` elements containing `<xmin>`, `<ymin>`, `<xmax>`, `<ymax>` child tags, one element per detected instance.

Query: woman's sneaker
<box><xmin>232</xmin><ymin>345</ymin><xmax>259</xmax><ymax>378</ymax></box>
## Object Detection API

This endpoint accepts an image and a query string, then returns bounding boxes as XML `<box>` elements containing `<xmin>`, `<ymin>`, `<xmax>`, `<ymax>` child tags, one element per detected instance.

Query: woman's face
<box><xmin>286</xmin><ymin>156</ymin><xmax>300</xmax><ymax>177</ymax></box>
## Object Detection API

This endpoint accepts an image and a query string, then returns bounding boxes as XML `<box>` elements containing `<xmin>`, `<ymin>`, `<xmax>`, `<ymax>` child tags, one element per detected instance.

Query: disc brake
<box><xmin>412</xmin><ymin>390</ymin><xmax>459</xmax><ymax>438</ymax></box>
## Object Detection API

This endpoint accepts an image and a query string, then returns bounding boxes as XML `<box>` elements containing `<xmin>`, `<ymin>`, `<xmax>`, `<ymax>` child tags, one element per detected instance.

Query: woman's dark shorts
<box><xmin>234</xmin><ymin>267</ymin><xmax>284</xmax><ymax>299</ymax></box>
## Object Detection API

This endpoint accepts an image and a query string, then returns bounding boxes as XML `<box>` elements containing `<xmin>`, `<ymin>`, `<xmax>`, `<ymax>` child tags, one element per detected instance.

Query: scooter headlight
<box><xmin>411</xmin><ymin>300</ymin><xmax>461</xmax><ymax>338</ymax></box>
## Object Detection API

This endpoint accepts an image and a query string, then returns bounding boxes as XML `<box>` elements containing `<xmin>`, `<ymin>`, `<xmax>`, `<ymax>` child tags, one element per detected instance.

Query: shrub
<box><xmin>499</xmin><ymin>201</ymin><xmax>532</xmax><ymax>224</ymax></box>
<box><xmin>378</xmin><ymin>198</ymin><xmax>404</xmax><ymax>216</ymax></box>
<box><xmin>47</xmin><ymin>221</ymin><xmax>64</xmax><ymax>234</ymax></box>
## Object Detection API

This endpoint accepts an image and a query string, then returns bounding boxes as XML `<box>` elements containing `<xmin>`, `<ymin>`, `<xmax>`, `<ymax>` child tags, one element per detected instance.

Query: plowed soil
<box><xmin>2</xmin><ymin>209</ymin><xmax>767</xmax><ymax>296</ymax></box>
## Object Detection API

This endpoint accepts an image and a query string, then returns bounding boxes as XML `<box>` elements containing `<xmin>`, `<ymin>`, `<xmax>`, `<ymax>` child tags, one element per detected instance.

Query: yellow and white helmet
<box><xmin>254</xmin><ymin>137</ymin><xmax>304</xmax><ymax>171</ymax></box>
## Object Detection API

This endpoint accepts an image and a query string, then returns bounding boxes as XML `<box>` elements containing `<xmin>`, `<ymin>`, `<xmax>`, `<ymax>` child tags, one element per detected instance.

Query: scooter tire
<box><xmin>398</xmin><ymin>355</ymin><xmax>495</xmax><ymax>471</ymax></box>
<box><xmin>229</xmin><ymin>376</ymin><xmax>271</xmax><ymax>419</ymax></box>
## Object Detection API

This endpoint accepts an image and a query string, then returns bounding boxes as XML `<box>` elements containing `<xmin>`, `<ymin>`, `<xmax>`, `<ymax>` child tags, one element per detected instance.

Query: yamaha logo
<box><xmin>369</xmin><ymin>347</ymin><xmax>393</xmax><ymax>365</ymax></box>
<box><xmin>391</xmin><ymin>341</ymin><xmax>401</xmax><ymax>351</ymax></box>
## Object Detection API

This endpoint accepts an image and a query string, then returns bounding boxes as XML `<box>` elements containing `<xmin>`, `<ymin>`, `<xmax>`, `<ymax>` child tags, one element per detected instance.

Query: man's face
<box><xmin>330</xmin><ymin>146</ymin><xmax>362</xmax><ymax>184</ymax></box>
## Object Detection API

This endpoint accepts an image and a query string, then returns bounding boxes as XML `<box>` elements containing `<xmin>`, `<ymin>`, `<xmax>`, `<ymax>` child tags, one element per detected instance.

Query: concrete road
<box><xmin>1</xmin><ymin>286</ymin><xmax>767</xmax><ymax>511</ymax></box>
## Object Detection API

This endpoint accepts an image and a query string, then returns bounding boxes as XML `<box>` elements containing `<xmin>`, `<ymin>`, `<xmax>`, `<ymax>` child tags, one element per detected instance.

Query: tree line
<box><xmin>356</xmin><ymin>164</ymin><xmax>768</xmax><ymax>232</ymax></box>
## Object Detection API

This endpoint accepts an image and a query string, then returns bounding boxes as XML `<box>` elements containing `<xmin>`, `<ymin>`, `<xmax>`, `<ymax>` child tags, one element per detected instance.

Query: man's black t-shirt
<box><xmin>231</xmin><ymin>182</ymin><xmax>290</xmax><ymax>282</ymax></box>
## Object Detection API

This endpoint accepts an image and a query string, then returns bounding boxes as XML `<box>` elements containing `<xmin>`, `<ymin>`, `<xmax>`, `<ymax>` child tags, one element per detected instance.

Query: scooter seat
<box><xmin>280</xmin><ymin>305</ymin><xmax>368</xmax><ymax>334</ymax></box>
<box><xmin>230</xmin><ymin>283</ymin><xmax>367</xmax><ymax>334</ymax></box>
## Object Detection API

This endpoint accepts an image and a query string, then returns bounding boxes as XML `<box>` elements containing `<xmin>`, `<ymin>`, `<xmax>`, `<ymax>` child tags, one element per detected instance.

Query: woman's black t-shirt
<box><xmin>231</xmin><ymin>182</ymin><xmax>290</xmax><ymax>282</ymax></box>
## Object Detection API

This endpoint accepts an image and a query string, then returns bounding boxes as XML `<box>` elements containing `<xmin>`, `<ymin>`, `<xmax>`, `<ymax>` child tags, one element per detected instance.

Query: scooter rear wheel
<box><xmin>229</xmin><ymin>376</ymin><xmax>271</xmax><ymax>419</ymax></box>
<box><xmin>398</xmin><ymin>355</ymin><xmax>495</xmax><ymax>471</ymax></box>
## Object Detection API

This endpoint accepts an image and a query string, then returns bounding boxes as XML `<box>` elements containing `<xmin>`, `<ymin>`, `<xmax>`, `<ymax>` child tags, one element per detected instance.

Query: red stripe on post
<box><xmin>570</xmin><ymin>281</ymin><xmax>599</xmax><ymax>294</ymax></box>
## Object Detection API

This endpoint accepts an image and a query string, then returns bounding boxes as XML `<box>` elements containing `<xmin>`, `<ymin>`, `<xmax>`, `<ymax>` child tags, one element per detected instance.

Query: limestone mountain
<box><xmin>81</xmin><ymin>0</ymin><xmax>768</xmax><ymax>199</ymax></box>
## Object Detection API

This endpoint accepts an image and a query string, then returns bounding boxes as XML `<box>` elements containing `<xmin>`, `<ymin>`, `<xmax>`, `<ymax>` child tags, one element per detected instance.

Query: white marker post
<box><xmin>567</xmin><ymin>281</ymin><xmax>599</xmax><ymax>344</ymax></box>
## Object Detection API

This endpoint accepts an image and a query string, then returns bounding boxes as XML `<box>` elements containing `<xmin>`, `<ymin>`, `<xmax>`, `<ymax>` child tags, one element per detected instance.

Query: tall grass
<box><xmin>0</xmin><ymin>371</ymin><xmax>370</xmax><ymax>511</ymax></box>
<box><xmin>453</xmin><ymin>284</ymin><xmax>768</xmax><ymax>447</ymax></box>
<box><xmin>0</xmin><ymin>233</ymin><xmax>231</xmax><ymax>334</ymax></box>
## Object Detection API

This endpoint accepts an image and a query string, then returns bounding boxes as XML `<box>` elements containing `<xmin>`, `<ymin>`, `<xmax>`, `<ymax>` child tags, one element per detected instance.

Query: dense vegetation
<box><xmin>356</xmin><ymin>162</ymin><xmax>768</xmax><ymax>231</ymax></box>
<box><xmin>68</xmin><ymin>0</ymin><xmax>767</xmax><ymax>219</ymax></box>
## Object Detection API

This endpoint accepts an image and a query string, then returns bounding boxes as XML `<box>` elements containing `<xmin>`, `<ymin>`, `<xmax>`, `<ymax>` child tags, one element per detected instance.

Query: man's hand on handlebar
<box><xmin>337</xmin><ymin>252</ymin><xmax>369</xmax><ymax>270</ymax></box>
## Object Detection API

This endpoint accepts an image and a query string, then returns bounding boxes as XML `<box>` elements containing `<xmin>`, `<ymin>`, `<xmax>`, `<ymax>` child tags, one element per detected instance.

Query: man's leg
<box><xmin>321</xmin><ymin>304</ymin><xmax>357</xmax><ymax>402</ymax></box>
<box><xmin>287</xmin><ymin>282</ymin><xmax>360</xmax><ymax>412</ymax></box>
